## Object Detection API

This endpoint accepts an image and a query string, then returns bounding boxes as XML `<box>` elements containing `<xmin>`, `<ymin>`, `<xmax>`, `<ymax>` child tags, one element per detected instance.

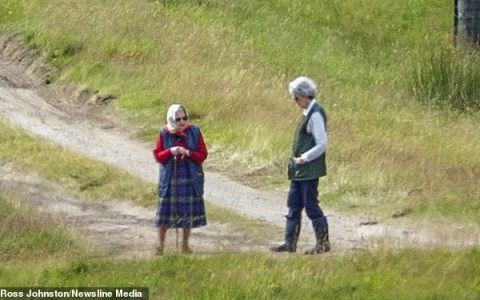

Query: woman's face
<box><xmin>174</xmin><ymin>110</ymin><xmax>188</xmax><ymax>132</ymax></box>
<box><xmin>292</xmin><ymin>94</ymin><xmax>310</xmax><ymax>109</ymax></box>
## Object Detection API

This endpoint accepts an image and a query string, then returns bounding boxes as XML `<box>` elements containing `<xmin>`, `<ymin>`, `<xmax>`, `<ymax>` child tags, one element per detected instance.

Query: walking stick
<box><xmin>173</xmin><ymin>155</ymin><xmax>179</xmax><ymax>251</ymax></box>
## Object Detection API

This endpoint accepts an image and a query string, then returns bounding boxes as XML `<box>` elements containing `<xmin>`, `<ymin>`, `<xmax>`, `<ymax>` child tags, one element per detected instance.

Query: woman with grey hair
<box><xmin>153</xmin><ymin>104</ymin><xmax>208</xmax><ymax>255</ymax></box>
<box><xmin>270</xmin><ymin>76</ymin><xmax>331</xmax><ymax>255</ymax></box>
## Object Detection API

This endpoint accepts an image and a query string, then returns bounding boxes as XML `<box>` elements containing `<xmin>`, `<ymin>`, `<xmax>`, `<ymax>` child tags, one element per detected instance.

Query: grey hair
<box><xmin>288</xmin><ymin>76</ymin><xmax>317</xmax><ymax>99</ymax></box>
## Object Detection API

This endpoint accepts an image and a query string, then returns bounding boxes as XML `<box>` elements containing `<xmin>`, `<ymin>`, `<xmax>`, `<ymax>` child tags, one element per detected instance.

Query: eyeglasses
<box><xmin>175</xmin><ymin>116</ymin><xmax>188</xmax><ymax>122</ymax></box>
<box><xmin>293</xmin><ymin>95</ymin><xmax>300</xmax><ymax>102</ymax></box>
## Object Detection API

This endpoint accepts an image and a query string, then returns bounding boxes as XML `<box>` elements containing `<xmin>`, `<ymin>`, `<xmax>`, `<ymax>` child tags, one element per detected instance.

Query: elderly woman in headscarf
<box><xmin>153</xmin><ymin>104</ymin><xmax>208</xmax><ymax>255</ymax></box>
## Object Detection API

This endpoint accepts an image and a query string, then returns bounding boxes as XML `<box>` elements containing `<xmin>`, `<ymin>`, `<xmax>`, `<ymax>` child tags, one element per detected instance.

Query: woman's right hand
<box><xmin>170</xmin><ymin>146</ymin><xmax>182</xmax><ymax>156</ymax></box>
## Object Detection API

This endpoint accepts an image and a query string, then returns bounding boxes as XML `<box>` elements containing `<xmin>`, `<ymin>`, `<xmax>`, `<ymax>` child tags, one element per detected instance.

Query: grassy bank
<box><xmin>1</xmin><ymin>1</ymin><xmax>479</xmax><ymax>224</ymax></box>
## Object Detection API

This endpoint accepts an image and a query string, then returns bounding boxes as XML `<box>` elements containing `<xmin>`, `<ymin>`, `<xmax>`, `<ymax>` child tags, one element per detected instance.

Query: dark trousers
<box><xmin>285</xmin><ymin>179</ymin><xmax>328</xmax><ymax>241</ymax></box>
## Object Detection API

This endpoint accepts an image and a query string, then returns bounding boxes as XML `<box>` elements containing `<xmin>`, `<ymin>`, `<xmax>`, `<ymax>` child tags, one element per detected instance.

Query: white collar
<box><xmin>303</xmin><ymin>99</ymin><xmax>317</xmax><ymax>116</ymax></box>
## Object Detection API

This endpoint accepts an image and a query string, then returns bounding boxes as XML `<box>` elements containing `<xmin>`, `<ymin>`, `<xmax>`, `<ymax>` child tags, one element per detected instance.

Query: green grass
<box><xmin>0</xmin><ymin>1</ymin><xmax>479</xmax><ymax>223</ymax></box>
<box><xmin>2</xmin><ymin>249</ymin><xmax>479</xmax><ymax>299</ymax></box>
<box><xmin>409</xmin><ymin>46</ymin><xmax>480</xmax><ymax>112</ymax></box>
<box><xmin>0</xmin><ymin>193</ymin><xmax>82</xmax><ymax>261</ymax></box>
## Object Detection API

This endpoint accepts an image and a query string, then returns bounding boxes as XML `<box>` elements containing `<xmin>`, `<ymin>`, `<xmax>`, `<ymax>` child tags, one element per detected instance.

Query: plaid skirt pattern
<box><xmin>156</xmin><ymin>160</ymin><xmax>207</xmax><ymax>228</ymax></box>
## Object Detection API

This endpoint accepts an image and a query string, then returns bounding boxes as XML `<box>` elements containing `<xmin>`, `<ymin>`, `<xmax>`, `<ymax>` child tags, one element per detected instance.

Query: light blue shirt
<box><xmin>300</xmin><ymin>99</ymin><xmax>328</xmax><ymax>162</ymax></box>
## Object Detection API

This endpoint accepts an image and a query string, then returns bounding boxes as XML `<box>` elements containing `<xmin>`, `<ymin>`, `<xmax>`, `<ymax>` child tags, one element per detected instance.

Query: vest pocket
<box><xmin>158</xmin><ymin>164</ymin><xmax>171</xmax><ymax>197</ymax></box>
<box><xmin>287</xmin><ymin>159</ymin><xmax>295</xmax><ymax>179</ymax></box>
<box><xmin>189</xmin><ymin>165</ymin><xmax>204</xmax><ymax>196</ymax></box>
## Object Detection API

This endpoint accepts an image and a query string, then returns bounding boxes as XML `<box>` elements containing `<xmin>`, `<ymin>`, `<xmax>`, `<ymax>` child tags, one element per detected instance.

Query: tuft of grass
<box><xmin>409</xmin><ymin>47</ymin><xmax>480</xmax><ymax>112</ymax></box>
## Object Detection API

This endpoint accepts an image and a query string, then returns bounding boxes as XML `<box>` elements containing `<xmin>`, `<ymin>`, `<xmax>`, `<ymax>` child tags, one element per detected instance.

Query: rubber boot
<box><xmin>305</xmin><ymin>216</ymin><xmax>330</xmax><ymax>255</ymax></box>
<box><xmin>270</xmin><ymin>216</ymin><xmax>301</xmax><ymax>253</ymax></box>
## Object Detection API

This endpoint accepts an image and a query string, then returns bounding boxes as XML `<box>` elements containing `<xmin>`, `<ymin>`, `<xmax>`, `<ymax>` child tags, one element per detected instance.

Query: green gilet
<box><xmin>288</xmin><ymin>102</ymin><xmax>327</xmax><ymax>180</ymax></box>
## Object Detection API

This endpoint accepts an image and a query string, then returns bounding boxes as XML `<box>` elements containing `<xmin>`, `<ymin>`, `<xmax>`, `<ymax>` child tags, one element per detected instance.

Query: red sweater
<box><xmin>153</xmin><ymin>125</ymin><xmax>208</xmax><ymax>165</ymax></box>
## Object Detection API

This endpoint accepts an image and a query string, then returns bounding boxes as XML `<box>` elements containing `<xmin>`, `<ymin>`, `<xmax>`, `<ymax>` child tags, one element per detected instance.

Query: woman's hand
<box><xmin>171</xmin><ymin>147</ymin><xmax>190</xmax><ymax>156</ymax></box>
<box><xmin>184</xmin><ymin>148</ymin><xmax>191</xmax><ymax>156</ymax></box>
<box><xmin>178</xmin><ymin>147</ymin><xmax>190</xmax><ymax>156</ymax></box>
<box><xmin>170</xmin><ymin>146</ymin><xmax>182</xmax><ymax>156</ymax></box>
<box><xmin>293</xmin><ymin>157</ymin><xmax>306</xmax><ymax>165</ymax></box>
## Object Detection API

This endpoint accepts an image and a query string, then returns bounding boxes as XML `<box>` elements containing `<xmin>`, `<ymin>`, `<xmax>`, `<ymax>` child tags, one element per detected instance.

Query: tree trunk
<box><xmin>454</xmin><ymin>0</ymin><xmax>480</xmax><ymax>47</ymax></box>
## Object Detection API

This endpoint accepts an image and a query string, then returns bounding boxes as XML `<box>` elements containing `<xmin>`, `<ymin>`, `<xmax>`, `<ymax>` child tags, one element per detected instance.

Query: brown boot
<box><xmin>304</xmin><ymin>240</ymin><xmax>330</xmax><ymax>255</ymax></box>
<box><xmin>305</xmin><ymin>217</ymin><xmax>330</xmax><ymax>255</ymax></box>
<box><xmin>305</xmin><ymin>230</ymin><xmax>330</xmax><ymax>255</ymax></box>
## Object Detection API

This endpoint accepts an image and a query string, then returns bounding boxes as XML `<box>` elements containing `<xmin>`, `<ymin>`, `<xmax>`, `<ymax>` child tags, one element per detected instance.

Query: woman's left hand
<box><xmin>178</xmin><ymin>147</ymin><xmax>190</xmax><ymax>156</ymax></box>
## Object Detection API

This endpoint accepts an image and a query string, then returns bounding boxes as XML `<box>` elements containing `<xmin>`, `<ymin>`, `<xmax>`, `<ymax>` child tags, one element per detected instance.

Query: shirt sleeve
<box><xmin>189</xmin><ymin>130</ymin><xmax>208</xmax><ymax>164</ymax></box>
<box><xmin>301</xmin><ymin>112</ymin><xmax>327</xmax><ymax>162</ymax></box>
<box><xmin>153</xmin><ymin>134</ymin><xmax>172</xmax><ymax>164</ymax></box>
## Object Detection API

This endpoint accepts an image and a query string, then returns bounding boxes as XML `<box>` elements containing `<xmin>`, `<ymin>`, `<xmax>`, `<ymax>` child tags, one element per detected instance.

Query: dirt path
<box><xmin>0</xmin><ymin>34</ymin><xmax>478</xmax><ymax>258</ymax></box>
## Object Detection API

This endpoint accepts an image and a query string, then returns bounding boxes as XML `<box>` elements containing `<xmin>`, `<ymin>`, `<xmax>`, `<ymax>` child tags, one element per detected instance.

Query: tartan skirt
<box><xmin>156</xmin><ymin>160</ymin><xmax>207</xmax><ymax>228</ymax></box>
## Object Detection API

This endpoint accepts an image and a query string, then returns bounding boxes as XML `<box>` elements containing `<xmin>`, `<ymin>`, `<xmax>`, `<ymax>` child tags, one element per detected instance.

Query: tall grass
<box><xmin>409</xmin><ymin>47</ymin><xmax>480</xmax><ymax>112</ymax></box>
<box><xmin>0</xmin><ymin>0</ymin><xmax>480</xmax><ymax>223</ymax></box>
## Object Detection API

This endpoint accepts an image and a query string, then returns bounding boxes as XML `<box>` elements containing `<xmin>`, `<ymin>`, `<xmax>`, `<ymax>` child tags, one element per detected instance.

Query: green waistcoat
<box><xmin>288</xmin><ymin>102</ymin><xmax>327</xmax><ymax>180</ymax></box>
